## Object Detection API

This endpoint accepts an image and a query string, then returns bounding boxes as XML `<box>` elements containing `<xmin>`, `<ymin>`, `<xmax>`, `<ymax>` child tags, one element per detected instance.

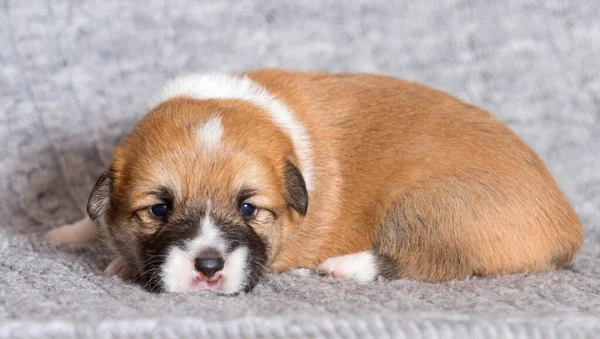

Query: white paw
<box><xmin>105</xmin><ymin>257</ymin><xmax>135</xmax><ymax>279</ymax></box>
<box><xmin>316</xmin><ymin>251</ymin><xmax>378</xmax><ymax>283</ymax></box>
<box><xmin>45</xmin><ymin>216</ymin><xmax>98</xmax><ymax>245</ymax></box>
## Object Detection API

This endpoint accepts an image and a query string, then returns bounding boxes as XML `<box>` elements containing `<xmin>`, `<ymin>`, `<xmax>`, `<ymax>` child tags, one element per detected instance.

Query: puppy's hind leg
<box><xmin>317</xmin><ymin>190</ymin><xmax>474</xmax><ymax>284</ymax></box>
<box><xmin>315</xmin><ymin>251</ymin><xmax>398</xmax><ymax>283</ymax></box>
<box><xmin>371</xmin><ymin>192</ymin><xmax>476</xmax><ymax>283</ymax></box>
<box><xmin>45</xmin><ymin>216</ymin><xmax>99</xmax><ymax>245</ymax></box>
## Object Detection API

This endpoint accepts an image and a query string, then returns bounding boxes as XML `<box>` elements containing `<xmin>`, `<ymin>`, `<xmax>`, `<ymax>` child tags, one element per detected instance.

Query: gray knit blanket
<box><xmin>1</xmin><ymin>1</ymin><xmax>599</xmax><ymax>338</ymax></box>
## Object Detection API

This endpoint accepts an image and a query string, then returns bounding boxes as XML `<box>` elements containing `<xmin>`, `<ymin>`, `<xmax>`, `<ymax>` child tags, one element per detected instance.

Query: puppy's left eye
<box><xmin>149</xmin><ymin>204</ymin><xmax>169</xmax><ymax>218</ymax></box>
<box><xmin>240</xmin><ymin>203</ymin><xmax>257</xmax><ymax>217</ymax></box>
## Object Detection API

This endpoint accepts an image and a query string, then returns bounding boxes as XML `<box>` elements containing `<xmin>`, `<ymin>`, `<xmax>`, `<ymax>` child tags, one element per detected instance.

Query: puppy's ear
<box><xmin>87</xmin><ymin>168</ymin><xmax>113</xmax><ymax>221</ymax></box>
<box><xmin>284</xmin><ymin>160</ymin><xmax>308</xmax><ymax>216</ymax></box>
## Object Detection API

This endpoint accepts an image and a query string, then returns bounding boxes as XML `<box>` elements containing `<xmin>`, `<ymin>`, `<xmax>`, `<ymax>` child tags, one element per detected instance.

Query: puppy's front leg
<box><xmin>105</xmin><ymin>256</ymin><xmax>136</xmax><ymax>279</ymax></box>
<box><xmin>46</xmin><ymin>217</ymin><xmax>136</xmax><ymax>279</ymax></box>
<box><xmin>45</xmin><ymin>216</ymin><xmax>98</xmax><ymax>245</ymax></box>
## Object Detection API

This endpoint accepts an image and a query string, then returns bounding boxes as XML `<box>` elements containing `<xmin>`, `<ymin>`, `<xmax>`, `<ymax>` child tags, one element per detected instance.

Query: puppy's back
<box><xmin>246</xmin><ymin>69</ymin><xmax>583</xmax><ymax>280</ymax></box>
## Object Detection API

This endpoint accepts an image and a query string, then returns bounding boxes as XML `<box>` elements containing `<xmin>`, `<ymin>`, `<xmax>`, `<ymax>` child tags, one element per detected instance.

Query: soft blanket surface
<box><xmin>1</xmin><ymin>1</ymin><xmax>599</xmax><ymax>338</ymax></box>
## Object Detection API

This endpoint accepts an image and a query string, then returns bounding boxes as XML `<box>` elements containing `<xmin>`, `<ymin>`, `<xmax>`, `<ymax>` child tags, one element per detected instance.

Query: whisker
<box><xmin>141</xmin><ymin>267</ymin><xmax>162</xmax><ymax>290</ymax></box>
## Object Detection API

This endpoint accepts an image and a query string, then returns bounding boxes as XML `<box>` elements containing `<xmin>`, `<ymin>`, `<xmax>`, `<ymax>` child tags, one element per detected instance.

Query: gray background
<box><xmin>1</xmin><ymin>0</ymin><xmax>599</xmax><ymax>338</ymax></box>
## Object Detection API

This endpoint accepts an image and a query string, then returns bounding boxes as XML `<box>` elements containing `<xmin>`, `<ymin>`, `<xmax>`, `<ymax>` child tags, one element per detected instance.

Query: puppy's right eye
<box><xmin>240</xmin><ymin>203</ymin><xmax>258</xmax><ymax>217</ymax></box>
<box><xmin>149</xmin><ymin>204</ymin><xmax>169</xmax><ymax>219</ymax></box>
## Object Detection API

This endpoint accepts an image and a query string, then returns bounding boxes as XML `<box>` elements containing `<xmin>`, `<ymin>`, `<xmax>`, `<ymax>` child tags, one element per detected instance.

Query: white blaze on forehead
<box><xmin>149</xmin><ymin>72</ymin><xmax>314</xmax><ymax>191</ymax></box>
<box><xmin>197</xmin><ymin>115</ymin><xmax>224</xmax><ymax>150</ymax></box>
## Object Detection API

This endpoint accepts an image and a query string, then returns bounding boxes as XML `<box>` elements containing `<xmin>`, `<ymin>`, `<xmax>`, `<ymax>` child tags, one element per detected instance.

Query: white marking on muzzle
<box><xmin>186</xmin><ymin>214</ymin><xmax>227</xmax><ymax>255</ymax></box>
<box><xmin>220</xmin><ymin>246</ymin><xmax>249</xmax><ymax>294</ymax></box>
<box><xmin>160</xmin><ymin>213</ymin><xmax>250</xmax><ymax>294</ymax></box>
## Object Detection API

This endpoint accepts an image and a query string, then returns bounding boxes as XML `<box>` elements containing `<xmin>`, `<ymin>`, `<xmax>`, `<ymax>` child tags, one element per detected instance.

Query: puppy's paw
<box><xmin>316</xmin><ymin>251</ymin><xmax>378</xmax><ymax>283</ymax></box>
<box><xmin>105</xmin><ymin>257</ymin><xmax>135</xmax><ymax>280</ymax></box>
<box><xmin>45</xmin><ymin>216</ymin><xmax>98</xmax><ymax>245</ymax></box>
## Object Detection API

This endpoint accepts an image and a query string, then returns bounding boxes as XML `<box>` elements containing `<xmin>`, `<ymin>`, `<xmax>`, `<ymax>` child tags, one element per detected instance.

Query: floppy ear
<box><xmin>87</xmin><ymin>168</ymin><xmax>113</xmax><ymax>221</ymax></box>
<box><xmin>284</xmin><ymin>160</ymin><xmax>309</xmax><ymax>216</ymax></box>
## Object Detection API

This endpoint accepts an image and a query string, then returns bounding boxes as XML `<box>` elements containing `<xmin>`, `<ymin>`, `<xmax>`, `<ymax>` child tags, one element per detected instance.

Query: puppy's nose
<box><xmin>194</xmin><ymin>257</ymin><xmax>224</xmax><ymax>277</ymax></box>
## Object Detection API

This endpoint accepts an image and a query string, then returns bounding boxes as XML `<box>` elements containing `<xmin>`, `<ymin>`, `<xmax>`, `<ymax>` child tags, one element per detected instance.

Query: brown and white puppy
<box><xmin>46</xmin><ymin>69</ymin><xmax>584</xmax><ymax>294</ymax></box>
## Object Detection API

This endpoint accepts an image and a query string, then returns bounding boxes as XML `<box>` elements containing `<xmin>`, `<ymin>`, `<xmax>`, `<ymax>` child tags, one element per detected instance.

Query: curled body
<box><xmin>46</xmin><ymin>69</ymin><xmax>583</xmax><ymax>294</ymax></box>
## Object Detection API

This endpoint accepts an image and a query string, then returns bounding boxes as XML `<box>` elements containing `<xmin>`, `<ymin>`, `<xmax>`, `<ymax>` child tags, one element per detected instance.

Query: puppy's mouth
<box><xmin>194</xmin><ymin>273</ymin><xmax>221</xmax><ymax>287</ymax></box>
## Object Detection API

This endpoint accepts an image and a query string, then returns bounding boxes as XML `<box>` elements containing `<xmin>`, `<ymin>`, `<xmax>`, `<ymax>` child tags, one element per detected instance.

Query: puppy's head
<box><xmin>88</xmin><ymin>96</ymin><xmax>308</xmax><ymax>294</ymax></box>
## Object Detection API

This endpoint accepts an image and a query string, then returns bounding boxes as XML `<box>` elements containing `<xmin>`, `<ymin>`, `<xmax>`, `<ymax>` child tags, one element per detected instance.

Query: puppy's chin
<box><xmin>157</xmin><ymin>246</ymin><xmax>256</xmax><ymax>295</ymax></box>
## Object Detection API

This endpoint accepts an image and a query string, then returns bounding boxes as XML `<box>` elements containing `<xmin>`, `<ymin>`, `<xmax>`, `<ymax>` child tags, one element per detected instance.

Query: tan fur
<box><xmin>243</xmin><ymin>69</ymin><xmax>583</xmax><ymax>280</ymax></box>
<box><xmin>107</xmin><ymin>68</ymin><xmax>582</xmax><ymax>282</ymax></box>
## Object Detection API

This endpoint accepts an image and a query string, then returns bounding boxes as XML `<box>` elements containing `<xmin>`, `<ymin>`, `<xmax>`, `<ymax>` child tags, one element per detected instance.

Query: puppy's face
<box><xmin>88</xmin><ymin>98</ymin><xmax>308</xmax><ymax>294</ymax></box>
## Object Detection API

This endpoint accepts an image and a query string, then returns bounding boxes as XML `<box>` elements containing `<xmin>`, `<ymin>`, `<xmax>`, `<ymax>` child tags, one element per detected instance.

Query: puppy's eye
<box><xmin>149</xmin><ymin>204</ymin><xmax>169</xmax><ymax>218</ymax></box>
<box><xmin>240</xmin><ymin>203</ymin><xmax>257</xmax><ymax>217</ymax></box>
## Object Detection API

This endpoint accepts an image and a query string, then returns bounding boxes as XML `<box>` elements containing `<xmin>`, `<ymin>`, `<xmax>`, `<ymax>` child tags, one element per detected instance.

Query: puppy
<box><xmin>46</xmin><ymin>69</ymin><xmax>584</xmax><ymax>294</ymax></box>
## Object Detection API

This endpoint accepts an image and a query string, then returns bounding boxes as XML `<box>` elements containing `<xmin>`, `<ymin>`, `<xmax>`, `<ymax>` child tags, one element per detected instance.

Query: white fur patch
<box><xmin>220</xmin><ymin>246</ymin><xmax>249</xmax><ymax>294</ymax></box>
<box><xmin>150</xmin><ymin>72</ymin><xmax>314</xmax><ymax>190</ymax></box>
<box><xmin>45</xmin><ymin>216</ymin><xmax>98</xmax><ymax>245</ymax></box>
<box><xmin>316</xmin><ymin>251</ymin><xmax>378</xmax><ymax>283</ymax></box>
<box><xmin>186</xmin><ymin>214</ymin><xmax>227</xmax><ymax>255</ymax></box>
<box><xmin>161</xmin><ymin>246</ymin><xmax>195</xmax><ymax>293</ymax></box>
<box><xmin>197</xmin><ymin>115</ymin><xmax>224</xmax><ymax>150</ymax></box>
